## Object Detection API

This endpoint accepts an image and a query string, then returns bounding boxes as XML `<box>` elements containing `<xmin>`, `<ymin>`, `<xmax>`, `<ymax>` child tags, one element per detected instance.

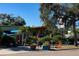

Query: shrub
<box><xmin>39</xmin><ymin>36</ymin><xmax>52</xmax><ymax>43</ymax></box>
<box><xmin>1</xmin><ymin>35</ymin><xmax>16</xmax><ymax>47</ymax></box>
<box><xmin>52</xmin><ymin>35</ymin><xmax>62</xmax><ymax>43</ymax></box>
<box><xmin>61</xmin><ymin>37</ymin><xmax>74</xmax><ymax>44</ymax></box>
<box><xmin>66</xmin><ymin>38</ymin><xmax>74</xmax><ymax>44</ymax></box>
<box><xmin>30</xmin><ymin>36</ymin><xmax>37</xmax><ymax>43</ymax></box>
<box><xmin>30</xmin><ymin>43</ymin><xmax>37</xmax><ymax>46</ymax></box>
<box><xmin>43</xmin><ymin>41</ymin><xmax>50</xmax><ymax>46</ymax></box>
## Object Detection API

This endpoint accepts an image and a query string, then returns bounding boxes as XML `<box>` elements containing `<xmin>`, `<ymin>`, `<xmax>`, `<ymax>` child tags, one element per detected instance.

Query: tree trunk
<box><xmin>72</xmin><ymin>19</ymin><xmax>78</xmax><ymax>46</ymax></box>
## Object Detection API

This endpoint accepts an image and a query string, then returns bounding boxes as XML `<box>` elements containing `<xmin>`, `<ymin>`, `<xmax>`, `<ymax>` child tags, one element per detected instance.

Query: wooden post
<box><xmin>22</xmin><ymin>33</ymin><xmax>24</xmax><ymax>45</ymax></box>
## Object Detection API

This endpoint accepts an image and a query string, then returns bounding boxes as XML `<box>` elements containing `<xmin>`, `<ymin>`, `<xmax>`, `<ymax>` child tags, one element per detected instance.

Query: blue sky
<box><xmin>0</xmin><ymin>3</ymin><xmax>43</xmax><ymax>27</ymax></box>
<box><xmin>0</xmin><ymin>3</ymin><xmax>79</xmax><ymax>28</ymax></box>
<box><xmin>76</xmin><ymin>21</ymin><xmax>79</xmax><ymax>28</ymax></box>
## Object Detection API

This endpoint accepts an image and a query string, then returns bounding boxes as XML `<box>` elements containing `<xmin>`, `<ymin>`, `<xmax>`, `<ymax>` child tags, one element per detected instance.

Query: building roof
<box><xmin>31</xmin><ymin>26</ymin><xmax>47</xmax><ymax>31</ymax></box>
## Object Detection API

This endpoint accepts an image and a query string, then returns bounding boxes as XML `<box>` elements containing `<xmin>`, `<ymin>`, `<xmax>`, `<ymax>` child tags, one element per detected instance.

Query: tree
<box><xmin>0</xmin><ymin>14</ymin><xmax>26</xmax><ymax>46</ymax></box>
<box><xmin>0</xmin><ymin>14</ymin><xmax>26</xmax><ymax>26</ymax></box>
<box><xmin>40</xmin><ymin>4</ymin><xmax>60</xmax><ymax>35</ymax></box>
<box><xmin>65</xmin><ymin>4</ymin><xmax>79</xmax><ymax>46</ymax></box>
<box><xmin>40</xmin><ymin>3</ymin><xmax>79</xmax><ymax>46</ymax></box>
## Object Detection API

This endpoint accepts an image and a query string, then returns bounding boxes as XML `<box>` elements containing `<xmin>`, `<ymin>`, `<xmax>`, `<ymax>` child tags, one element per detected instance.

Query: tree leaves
<box><xmin>0</xmin><ymin>14</ymin><xmax>26</xmax><ymax>26</ymax></box>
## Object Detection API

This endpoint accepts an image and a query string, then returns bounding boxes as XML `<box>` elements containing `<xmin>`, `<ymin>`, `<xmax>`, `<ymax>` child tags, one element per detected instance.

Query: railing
<box><xmin>0</xmin><ymin>25</ymin><xmax>20</xmax><ymax>31</ymax></box>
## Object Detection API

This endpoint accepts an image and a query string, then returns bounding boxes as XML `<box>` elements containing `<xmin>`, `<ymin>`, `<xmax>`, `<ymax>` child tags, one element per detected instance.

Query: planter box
<box><xmin>55</xmin><ymin>44</ymin><xmax>62</xmax><ymax>48</ymax></box>
<box><xmin>55</xmin><ymin>41</ymin><xmax>62</xmax><ymax>48</ymax></box>
<box><xmin>43</xmin><ymin>46</ymin><xmax>50</xmax><ymax>50</ymax></box>
<box><xmin>30</xmin><ymin>46</ymin><xmax>36</xmax><ymax>50</ymax></box>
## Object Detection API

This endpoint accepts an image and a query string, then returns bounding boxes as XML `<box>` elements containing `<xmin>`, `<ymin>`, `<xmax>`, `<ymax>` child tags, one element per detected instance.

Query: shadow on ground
<box><xmin>8</xmin><ymin>46</ymin><xmax>40</xmax><ymax>51</ymax></box>
<box><xmin>1</xmin><ymin>46</ymin><xmax>79</xmax><ymax>51</ymax></box>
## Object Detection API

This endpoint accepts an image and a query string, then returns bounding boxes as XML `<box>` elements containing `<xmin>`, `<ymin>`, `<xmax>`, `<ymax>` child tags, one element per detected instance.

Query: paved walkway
<box><xmin>0</xmin><ymin>46</ymin><xmax>79</xmax><ymax>56</ymax></box>
<box><xmin>4</xmin><ymin>50</ymin><xmax>79</xmax><ymax>56</ymax></box>
<box><xmin>0</xmin><ymin>46</ymin><xmax>29</xmax><ymax>55</ymax></box>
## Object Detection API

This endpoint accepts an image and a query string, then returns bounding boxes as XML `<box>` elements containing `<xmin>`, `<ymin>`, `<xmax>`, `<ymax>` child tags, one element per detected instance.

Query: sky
<box><xmin>0</xmin><ymin>3</ymin><xmax>43</xmax><ymax>27</ymax></box>
<box><xmin>0</xmin><ymin>3</ymin><xmax>79</xmax><ymax>28</ymax></box>
<box><xmin>76</xmin><ymin>21</ymin><xmax>79</xmax><ymax>28</ymax></box>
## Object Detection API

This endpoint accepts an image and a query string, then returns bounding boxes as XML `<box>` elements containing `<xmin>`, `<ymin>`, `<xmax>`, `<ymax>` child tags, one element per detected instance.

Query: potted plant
<box><xmin>29</xmin><ymin>36</ymin><xmax>38</xmax><ymax>50</ymax></box>
<box><xmin>53</xmin><ymin>35</ymin><xmax>62</xmax><ymax>48</ymax></box>
<box><xmin>40</xmin><ymin>36</ymin><xmax>51</xmax><ymax>50</ymax></box>
<box><xmin>30</xmin><ymin>43</ymin><xmax>37</xmax><ymax>50</ymax></box>
<box><xmin>42</xmin><ymin>41</ymin><xmax>50</xmax><ymax>50</ymax></box>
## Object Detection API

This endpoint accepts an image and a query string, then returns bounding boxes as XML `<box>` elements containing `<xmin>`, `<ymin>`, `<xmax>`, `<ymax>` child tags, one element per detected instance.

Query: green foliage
<box><xmin>76</xmin><ymin>28</ymin><xmax>79</xmax><ymax>33</ymax></box>
<box><xmin>29</xmin><ymin>36</ymin><xmax>37</xmax><ymax>44</ymax></box>
<box><xmin>69</xmin><ymin>38</ymin><xmax>74</xmax><ymax>44</ymax></box>
<box><xmin>0</xmin><ymin>28</ymin><xmax>3</xmax><ymax>36</ymax></box>
<box><xmin>1</xmin><ymin>35</ymin><xmax>16</xmax><ymax>47</ymax></box>
<box><xmin>29</xmin><ymin>36</ymin><xmax>37</xmax><ymax>46</ymax></box>
<box><xmin>19</xmin><ymin>26</ymin><xmax>27</xmax><ymax>32</ymax></box>
<box><xmin>30</xmin><ymin>43</ymin><xmax>37</xmax><ymax>46</ymax></box>
<box><xmin>40</xmin><ymin>3</ymin><xmax>79</xmax><ymax>31</ymax></box>
<box><xmin>40</xmin><ymin>3</ymin><xmax>79</xmax><ymax>46</ymax></box>
<box><xmin>39</xmin><ymin>36</ymin><xmax>52</xmax><ymax>43</ymax></box>
<box><xmin>40</xmin><ymin>4</ymin><xmax>58</xmax><ymax>33</ymax></box>
<box><xmin>0</xmin><ymin>14</ymin><xmax>26</xmax><ymax>26</ymax></box>
<box><xmin>30</xmin><ymin>36</ymin><xmax>37</xmax><ymax>40</ymax></box>
<box><xmin>2</xmin><ymin>35</ymin><xmax>16</xmax><ymax>42</ymax></box>
<box><xmin>21</xmin><ymin>36</ymin><xmax>37</xmax><ymax>45</ymax></box>
<box><xmin>52</xmin><ymin>35</ymin><xmax>62</xmax><ymax>42</ymax></box>
<box><xmin>63</xmin><ymin>37</ymin><xmax>74</xmax><ymax>44</ymax></box>
<box><xmin>42</xmin><ymin>41</ymin><xmax>49</xmax><ymax>46</ymax></box>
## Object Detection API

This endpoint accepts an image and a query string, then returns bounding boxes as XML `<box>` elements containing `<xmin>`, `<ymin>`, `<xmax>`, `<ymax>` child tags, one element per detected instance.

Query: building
<box><xmin>29</xmin><ymin>26</ymin><xmax>47</xmax><ymax>37</ymax></box>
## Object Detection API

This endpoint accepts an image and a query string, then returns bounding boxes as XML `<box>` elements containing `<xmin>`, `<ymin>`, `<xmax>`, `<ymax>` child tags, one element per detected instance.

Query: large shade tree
<box><xmin>40</xmin><ymin>3</ymin><xmax>79</xmax><ymax>46</ymax></box>
<box><xmin>40</xmin><ymin>4</ymin><xmax>60</xmax><ymax>35</ymax></box>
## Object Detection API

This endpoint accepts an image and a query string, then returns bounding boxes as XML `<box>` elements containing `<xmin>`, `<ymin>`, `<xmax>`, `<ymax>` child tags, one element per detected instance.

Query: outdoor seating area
<box><xmin>0</xmin><ymin>25</ymin><xmax>77</xmax><ymax>51</ymax></box>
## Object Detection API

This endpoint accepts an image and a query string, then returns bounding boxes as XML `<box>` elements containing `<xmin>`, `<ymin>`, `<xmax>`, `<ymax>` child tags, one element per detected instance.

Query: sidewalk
<box><xmin>0</xmin><ymin>45</ymin><xmax>79</xmax><ymax>55</ymax></box>
<box><xmin>51</xmin><ymin>45</ymin><xmax>79</xmax><ymax>51</ymax></box>
<box><xmin>0</xmin><ymin>46</ymin><xmax>30</xmax><ymax>55</ymax></box>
